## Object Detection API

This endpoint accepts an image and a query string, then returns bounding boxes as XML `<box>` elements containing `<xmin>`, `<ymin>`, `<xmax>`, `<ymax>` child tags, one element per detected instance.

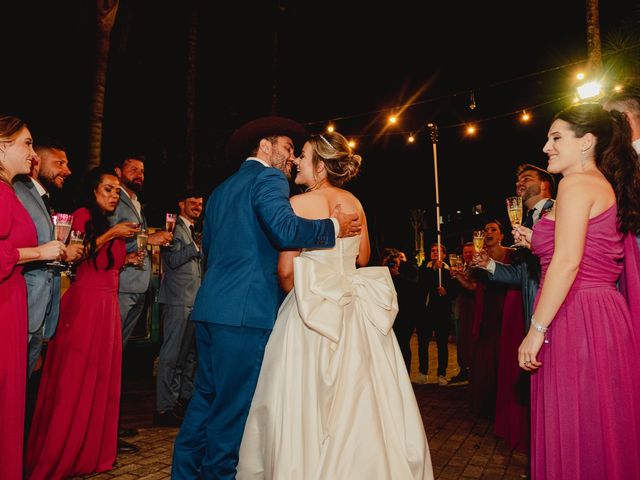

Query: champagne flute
<box><xmin>506</xmin><ymin>196</ymin><xmax>523</xmax><ymax>247</ymax></box>
<box><xmin>472</xmin><ymin>230</ymin><xmax>485</xmax><ymax>253</ymax></box>
<box><xmin>64</xmin><ymin>230</ymin><xmax>85</xmax><ymax>277</ymax></box>
<box><xmin>448</xmin><ymin>254</ymin><xmax>460</xmax><ymax>273</ymax></box>
<box><xmin>136</xmin><ymin>228</ymin><xmax>148</xmax><ymax>268</ymax></box>
<box><xmin>164</xmin><ymin>213</ymin><xmax>177</xmax><ymax>246</ymax></box>
<box><xmin>47</xmin><ymin>213</ymin><xmax>73</xmax><ymax>267</ymax></box>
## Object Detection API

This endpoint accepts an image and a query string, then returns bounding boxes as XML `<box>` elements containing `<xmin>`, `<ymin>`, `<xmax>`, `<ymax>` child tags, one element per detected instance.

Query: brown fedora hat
<box><xmin>225</xmin><ymin>116</ymin><xmax>309</xmax><ymax>160</ymax></box>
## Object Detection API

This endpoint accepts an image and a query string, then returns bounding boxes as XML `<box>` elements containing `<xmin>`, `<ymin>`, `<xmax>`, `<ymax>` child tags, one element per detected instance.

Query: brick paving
<box><xmin>76</xmin><ymin>336</ymin><xmax>528</xmax><ymax>479</ymax></box>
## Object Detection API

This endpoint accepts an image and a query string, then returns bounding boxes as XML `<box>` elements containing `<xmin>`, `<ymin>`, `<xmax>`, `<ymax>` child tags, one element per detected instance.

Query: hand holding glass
<box><xmin>164</xmin><ymin>213</ymin><xmax>177</xmax><ymax>246</ymax></box>
<box><xmin>64</xmin><ymin>230</ymin><xmax>85</xmax><ymax>276</ymax></box>
<box><xmin>472</xmin><ymin>230</ymin><xmax>485</xmax><ymax>253</ymax></box>
<box><xmin>506</xmin><ymin>196</ymin><xmax>523</xmax><ymax>247</ymax></box>
<box><xmin>48</xmin><ymin>213</ymin><xmax>73</xmax><ymax>267</ymax></box>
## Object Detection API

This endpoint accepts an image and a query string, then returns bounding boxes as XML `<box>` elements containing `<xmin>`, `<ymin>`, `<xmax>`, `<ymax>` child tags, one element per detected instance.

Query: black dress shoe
<box><xmin>153</xmin><ymin>409</ymin><xmax>182</xmax><ymax>427</ymax></box>
<box><xmin>118</xmin><ymin>427</ymin><xmax>139</xmax><ymax>437</ymax></box>
<box><xmin>117</xmin><ymin>438</ymin><xmax>140</xmax><ymax>454</ymax></box>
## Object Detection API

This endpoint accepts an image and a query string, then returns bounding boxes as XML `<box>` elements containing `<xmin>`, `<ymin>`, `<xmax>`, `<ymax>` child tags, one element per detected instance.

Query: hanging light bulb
<box><xmin>388</xmin><ymin>115</ymin><xmax>398</xmax><ymax>125</ymax></box>
<box><xmin>408</xmin><ymin>134</ymin><xmax>415</xmax><ymax>143</ymax></box>
<box><xmin>469</xmin><ymin>90</ymin><xmax>477</xmax><ymax>110</ymax></box>
<box><xmin>348</xmin><ymin>139</ymin><xmax>356</xmax><ymax>149</ymax></box>
<box><xmin>520</xmin><ymin>110</ymin><xmax>531</xmax><ymax>122</ymax></box>
<box><xmin>466</xmin><ymin>124</ymin><xmax>477</xmax><ymax>136</ymax></box>
<box><xmin>326</xmin><ymin>124</ymin><xmax>335</xmax><ymax>133</ymax></box>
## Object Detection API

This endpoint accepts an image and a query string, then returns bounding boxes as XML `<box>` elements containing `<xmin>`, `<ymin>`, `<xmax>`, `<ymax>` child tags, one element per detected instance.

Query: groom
<box><xmin>172</xmin><ymin>116</ymin><xmax>361</xmax><ymax>479</ymax></box>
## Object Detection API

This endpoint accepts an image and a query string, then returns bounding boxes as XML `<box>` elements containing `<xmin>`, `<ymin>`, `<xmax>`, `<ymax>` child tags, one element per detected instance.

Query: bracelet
<box><xmin>531</xmin><ymin>318</ymin><xmax>549</xmax><ymax>334</ymax></box>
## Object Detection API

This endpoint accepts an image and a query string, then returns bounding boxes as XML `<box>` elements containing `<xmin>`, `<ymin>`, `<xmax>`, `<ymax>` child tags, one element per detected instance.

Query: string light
<box><xmin>326</xmin><ymin>124</ymin><xmax>335</xmax><ymax>133</ymax></box>
<box><xmin>465</xmin><ymin>124</ymin><xmax>477</xmax><ymax>136</ymax></box>
<box><xmin>348</xmin><ymin>139</ymin><xmax>357</xmax><ymax>149</ymax></box>
<box><xmin>520</xmin><ymin>110</ymin><xmax>531</xmax><ymax>122</ymax></box>
<box><xmin>468</xmin><ymin>90</ymin><xmax>477</xmax><ymax>110</ymax></box>
<box><xmin>388</xmin><ymin>115</ymin><xmax>398</xmax><ymax>125</ymax></box>
<box><xmin>407</xmin><ymin>134</ymin><xmax>415</xmax><ymax>143</ymax></box>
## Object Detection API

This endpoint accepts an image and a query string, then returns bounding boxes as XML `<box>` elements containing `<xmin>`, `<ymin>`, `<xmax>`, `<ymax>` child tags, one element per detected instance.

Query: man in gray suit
<box><xmin>110</xmin><ymin>155</ymin><xmax>172</xmax><ymax>451</ymax></box>
<box><xmin>154</xmin><ymin>191</ymin><xmax>204</xmax><ymax>427</ymax></box>
<box><xmin>14</xmin><ymin>143</ymin><xmax>81</xmax><ymax>377</ymax></box>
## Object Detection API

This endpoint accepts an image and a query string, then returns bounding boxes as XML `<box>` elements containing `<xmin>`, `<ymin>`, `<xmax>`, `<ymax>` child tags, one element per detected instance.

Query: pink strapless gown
<box><xmin>530</xmin><ymin>205</ymin><xmax>640</xmax><ymax>479</ymax></box>
<box><xmin>26</xmin><ymin>208</ymin><xmax>124</xmax><ymax>479</ymax></box>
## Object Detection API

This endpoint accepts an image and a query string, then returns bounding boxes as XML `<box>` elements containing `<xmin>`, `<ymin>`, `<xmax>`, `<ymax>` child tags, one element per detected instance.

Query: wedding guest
<box><xmin>0</xmin><ymin>115</ymin><xmax>63</xmax><ymax>480</ymax></box>
<box><xmin>517</xmin><ymin>103</ymin><xmax>640</xmax><ymax>478</ymax></box>
<box><xmin>14</xmin><ymin>142</ymin><xmax>81</xmax><ymax>377</ymax></box>
<box><xmin>26</xmin><ymin>166</ymin><xmax>142</xmax><ymax>479</ymax></box>
<box><xmin>155</xmin><ymin>191</ymin><xmax>204</xmax><ymax>426</ymax></box>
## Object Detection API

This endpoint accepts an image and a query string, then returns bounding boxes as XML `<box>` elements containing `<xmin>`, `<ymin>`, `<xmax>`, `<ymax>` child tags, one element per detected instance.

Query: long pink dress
<box><xmin>530</xmin><ymin>204</ymin><xmax>640</xmax><ymax>479</ymax></box>
<box><xmin>0</xmin><ymin>182</ymin><xmax>36</xmax><ymax>480</ymax></box>
<box><xmin>26</xmin><ymin>208</ymin><xmax>124</xmax><ymax>480</ymax></box>
<box><xmin>494</xmin><ymin>285</ymin><xmax>529</xmax><ymax>452</ymax></box>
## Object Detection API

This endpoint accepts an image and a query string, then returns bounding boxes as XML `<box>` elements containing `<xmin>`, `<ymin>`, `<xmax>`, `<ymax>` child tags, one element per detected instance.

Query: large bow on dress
<box><xmin>293</xmin><ymin>257</ymin><xmax>399</xmax><ymax>344</ymax></box>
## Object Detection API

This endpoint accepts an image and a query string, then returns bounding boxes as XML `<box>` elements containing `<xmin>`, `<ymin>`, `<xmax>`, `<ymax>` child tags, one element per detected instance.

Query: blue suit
<box><xmin>109</xmin><ymin>191</ymin><xmax>150</xmax><ymax>347</ymax></box>
<box><xmin>172</xmin><ymin>160</ymin><xmax>336</xmax><ymax>479</ymax></box>
<box><xmin>14</xmin><ymin>177</ymin><xmax>60</xmax><ymax>376</ymax></box>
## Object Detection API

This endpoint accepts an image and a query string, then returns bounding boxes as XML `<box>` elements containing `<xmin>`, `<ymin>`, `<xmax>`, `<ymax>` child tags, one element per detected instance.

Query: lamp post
<box><xmin>428</xmin><ymin>123</ymin><xmax>442</xmax><ymax>287</ymax></box>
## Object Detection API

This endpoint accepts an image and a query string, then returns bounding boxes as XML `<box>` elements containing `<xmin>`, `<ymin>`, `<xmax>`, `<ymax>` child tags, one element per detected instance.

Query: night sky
<box><xmin>3</xmin><ymin>0</ymin><xmax>637</xmax><ymax>258</ymax></box>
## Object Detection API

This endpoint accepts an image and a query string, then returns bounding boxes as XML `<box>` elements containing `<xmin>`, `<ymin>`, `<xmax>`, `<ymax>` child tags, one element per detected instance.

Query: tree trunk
<box><xmin>586</xmin><ymin>0</ymin><xmax>602</xmax><ymax>74</ymax></box>
<box><xmin>185</xmin><ymin>0</ymin><xmax>198</xmax><ymax>190</ymax></box>
<box><xmin>87</xmin><ymin>0</ymin><xmax>119</xmax><ymax>171</ymax></box>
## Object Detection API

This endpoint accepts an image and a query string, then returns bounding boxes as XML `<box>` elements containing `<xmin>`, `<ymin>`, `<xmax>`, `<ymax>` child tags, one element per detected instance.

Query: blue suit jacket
<box><xmin>192</xmin><ymin>160</ymin><xmax>336</xmax><ymax>329</ymax></box>
<box><xmin>109</xmin><ymin>190</ymin><xmax>151</xmax><ymax>294</ymax></box>
<box><xmin>14</xmin><ymin>177</ymin><xmax>60</xmax><ymax>337</ymax></box>
<box><xmin>158</xmin><ymin>218</ymin><xmax>203</xmax><ymax>307</ymax></box>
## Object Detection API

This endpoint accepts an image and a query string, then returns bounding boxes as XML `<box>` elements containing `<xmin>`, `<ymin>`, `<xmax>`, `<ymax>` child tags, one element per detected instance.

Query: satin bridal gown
<box><xmin>237</xmin><ymin>236</ymin><xmax>433</xmax><ymax>480</ymax></box>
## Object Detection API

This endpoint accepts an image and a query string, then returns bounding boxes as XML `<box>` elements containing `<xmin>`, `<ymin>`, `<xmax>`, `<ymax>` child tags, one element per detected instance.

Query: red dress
<box><xmin>26</xmin><ymin>208</ymin><xmax>125</xmax><ymax>479</ymax></box>
<box><xmin>494</xmin><ymin>284</ymin><xmax>529</xmax><ymax>452</ymax></box>
<box><xmin>0</xmin><ymin>182</ymin><xmax>37</xmax><ymax>480</ymax></box>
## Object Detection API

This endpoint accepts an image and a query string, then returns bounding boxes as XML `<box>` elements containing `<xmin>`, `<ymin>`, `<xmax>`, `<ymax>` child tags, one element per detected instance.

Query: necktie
<box><xmin>189</xmin><ymin>224</ymin><xmax>195</xmax><ymax>239</ymax></box>
<box><xmin>41</xmin><ymin>193</ymin><xmax>54</xmax><ymax>216</ymax></box>
<box><xmin>523</xmin><ymin>208</ymin><xmax>536</xmax><ymax>228</ymax></box>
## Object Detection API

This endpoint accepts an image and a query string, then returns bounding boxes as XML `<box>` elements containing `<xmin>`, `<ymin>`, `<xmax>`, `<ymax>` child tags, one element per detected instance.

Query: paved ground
<box><xmin>74</xmin><ymin>336</ymin><xmax>528</xmax><ymax>479</ymax></box>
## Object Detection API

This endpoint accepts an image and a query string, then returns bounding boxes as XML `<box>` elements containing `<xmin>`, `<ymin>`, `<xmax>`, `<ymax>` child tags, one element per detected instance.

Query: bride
<box><xmin>237</xmin><ymin>131</ymin><xmax>433</xmax><ymax>480</ymax></box>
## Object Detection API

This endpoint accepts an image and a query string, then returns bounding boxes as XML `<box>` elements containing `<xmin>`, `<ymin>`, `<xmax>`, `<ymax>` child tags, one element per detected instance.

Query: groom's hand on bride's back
<box><xmin>331</xmin><ymin>204</ymin><xmax>361</xmax><ymax>237</ymax></box>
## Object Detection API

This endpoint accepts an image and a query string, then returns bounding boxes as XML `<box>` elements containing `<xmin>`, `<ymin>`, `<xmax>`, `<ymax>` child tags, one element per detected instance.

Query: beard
<box><xmin>123</xmin><ymin>177</ymin><xmax>143</xmax><ymax>194</ymax></box>
<box><xmin>523</xmin><ymin>184</ymin><xmax>541</xmax><ymax>203</ymax></box>
<box><xmin>270</xmin><ymin>150</ymin><xmax>291</xmax><ymax>179</ymax></box>
<box><xmin>38</xmin><ymin>166</ymin><xmax>64</xmax><ymax>191</ymax></box>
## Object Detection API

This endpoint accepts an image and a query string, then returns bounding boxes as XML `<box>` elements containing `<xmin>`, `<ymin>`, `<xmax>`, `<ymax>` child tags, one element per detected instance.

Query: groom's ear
<box><xmin>259</xmin><ymin>138</ymin><xmax>272</xmax><ymax>156</ymax></box>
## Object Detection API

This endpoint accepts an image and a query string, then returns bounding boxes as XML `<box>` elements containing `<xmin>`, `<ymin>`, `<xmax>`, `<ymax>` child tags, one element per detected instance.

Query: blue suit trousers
<box><xmin>171</xmin><ymin>322</ymin><xmax>270</xmax><ymax>479</ymax></box>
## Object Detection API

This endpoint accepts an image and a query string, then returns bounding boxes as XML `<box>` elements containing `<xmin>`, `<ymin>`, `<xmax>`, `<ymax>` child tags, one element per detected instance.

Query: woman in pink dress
<box><xmin>26</xmin><ymin>166</ymin><xmax>141</xmax><ymax>480</ymax></box>
<box><xmin>0</xmin><ymin>115</ymin><xmax>64</xmax><ymax>480</ymax></box>
<box><xmin>517</xmin><ymin>103</ymin><xmax>640</xmax><ymax>479</ymax></box>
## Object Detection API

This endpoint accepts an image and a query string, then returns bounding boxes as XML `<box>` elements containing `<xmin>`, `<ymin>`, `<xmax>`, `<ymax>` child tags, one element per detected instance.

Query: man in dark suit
<box><xmin>171</xmin><ymin>116</ymin><xmax>360</xmax><ymax>480</ymax></box>
<box><xmin>109</xmin><ymin>155</ymin><xmax>173</xmax><ymax>452</ymax></box>
<box><xmin>480</xmin><ymin>163</ymin><xmax>555</xmax><ymax>331</ymax></box>
<box><xmin>154</xmin><ymin>191</ymin><xmax>204</xmax><ymax>427</ymax></box>
<box><xmin>14</xmin><ymin>143</ymin><xmax>81</xmax><ymax>377</ymax></box>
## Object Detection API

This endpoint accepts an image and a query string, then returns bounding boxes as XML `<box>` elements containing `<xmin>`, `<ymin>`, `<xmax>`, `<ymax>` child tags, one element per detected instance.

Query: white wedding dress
<box><xmin>237</xmin><ymin>237</ymin><xmax>433</xmax><ymax>480</ymax></box>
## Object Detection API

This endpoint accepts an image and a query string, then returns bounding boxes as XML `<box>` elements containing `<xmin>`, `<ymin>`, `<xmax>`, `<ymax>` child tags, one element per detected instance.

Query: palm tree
<box><xmin>87</xmin><ymin>0</ymin><xmax>120</xmax><ymax>171</ymax></box>
<box><xmin>185</xmin><ymin>0</ymin><xmax>198</xmax><ymax>190</ymax></box>
<box><xmin>586</xmin><ymin>0</ymin><xmax>603</xmax><ymax>74</ymax></box>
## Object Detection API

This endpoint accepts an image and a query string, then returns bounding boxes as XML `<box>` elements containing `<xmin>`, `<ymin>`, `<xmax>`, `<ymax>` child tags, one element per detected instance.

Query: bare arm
<box><xmin>277</xmin><ymin>250</ymin><xmax>300</xmax><ymax>293</ymax></box>
<box><xmin>518</xmin><ymin>174</ymin><xmax>612</xmax><ymax>370</ymax></box>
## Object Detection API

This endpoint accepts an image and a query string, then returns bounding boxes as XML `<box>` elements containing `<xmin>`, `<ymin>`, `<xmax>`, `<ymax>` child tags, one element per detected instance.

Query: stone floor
<box><xmin>74</xmin><ymin>335</ymin><xmax>528</xmax><ymax>479</ymax></box>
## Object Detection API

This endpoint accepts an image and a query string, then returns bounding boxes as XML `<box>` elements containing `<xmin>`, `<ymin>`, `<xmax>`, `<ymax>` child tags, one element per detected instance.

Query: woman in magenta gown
<box><xmin>26</xmin><ymin>167</ymin><xmax>141</xmax><ymax>480</ymax></box>
<box><xmin>517</xmin><ymin>103</ymin><xmax>640</xmax><ymax>479</ymax></box>
<box><xmin>0</xmin><ymin>115</ymin><xmax>64</xmax><ymax>480</ymax></box>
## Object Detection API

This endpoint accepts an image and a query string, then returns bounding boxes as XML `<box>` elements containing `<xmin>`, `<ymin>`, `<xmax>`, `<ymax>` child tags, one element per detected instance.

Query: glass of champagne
<box><xmin>506</xmin><ymin>196</ymin><xmax>523</xmax><ymax>246</ymax></box>
<box><xmin>164</xmin><ymin>213</ymin><xmax>177</xmax><ymax>246</ymax></box>
<box><xmin>472</xmin><ymin>229</ymin><xmax>485</xmax><ymax>253</ymax></box>
<box><xmin>448</xmin><ymin>253</ymin><xmax>460</xmax><ymax>273</ymax></box>
<box><xmin>136</xmin><ymin>228</ymin><xmax>148</xmax><ymax>268</ymax></box>
<box><xmin>64</xmin><ymin>230</ymin><xmax>85</xmax><ymax>277</ymax></box>
<box><xmin>48</xmin><ymin>213</ymin><xmax>73</xmax><ymax>267</ymax></box>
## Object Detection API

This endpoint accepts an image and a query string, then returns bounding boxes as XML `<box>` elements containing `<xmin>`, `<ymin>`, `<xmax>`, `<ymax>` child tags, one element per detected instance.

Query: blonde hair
<box><xmin>0</xmin><ymin>114</ymin><xmax>27</xmax><ymax>186</ymax></box>
<box><xmin>307</xmin><ymin>131</ymin><xmax>362</xmax><ymax>187</ymax></box>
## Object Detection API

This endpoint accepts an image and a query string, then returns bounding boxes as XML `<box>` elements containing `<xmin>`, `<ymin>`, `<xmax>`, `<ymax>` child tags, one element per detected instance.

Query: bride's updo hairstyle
<box><xmin>307</xmin><ymin>131</ymin><xmax>362</xmax><ymax>187</ymax></box>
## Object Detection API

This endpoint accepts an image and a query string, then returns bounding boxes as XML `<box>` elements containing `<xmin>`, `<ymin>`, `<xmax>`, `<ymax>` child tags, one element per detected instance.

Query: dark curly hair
<box><xmin>553</xmin><ymin>103</ymin><xmax>640</xmax><ymax>234</ymax></box>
